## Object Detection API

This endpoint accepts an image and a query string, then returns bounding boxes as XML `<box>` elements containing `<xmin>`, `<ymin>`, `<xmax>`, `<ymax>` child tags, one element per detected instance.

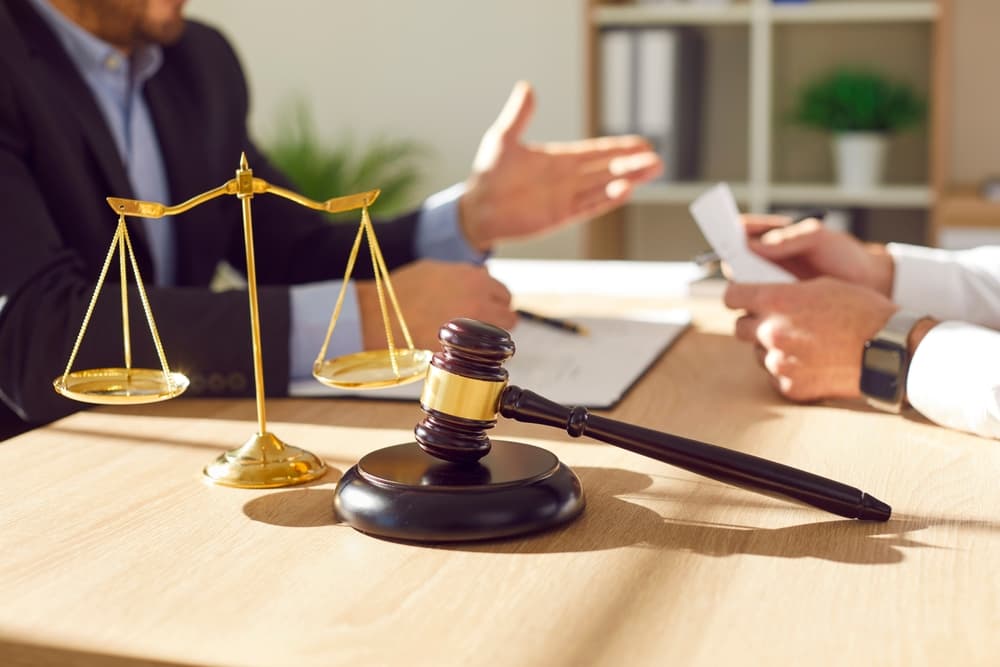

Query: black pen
<box><xmin>694</xmin><ymin>209</ymin><xmax>827</xmax><ymax>268</ymax></box>
<box><xmin>515</xmin><ymin>309</ymin><xmax>589</xmax><ymax>336</ymax></box>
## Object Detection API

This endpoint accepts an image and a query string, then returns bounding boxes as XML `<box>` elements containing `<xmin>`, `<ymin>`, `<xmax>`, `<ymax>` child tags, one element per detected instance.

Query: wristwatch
<box><xmin>859</xmin><ymin>310</ymin><xmax>926</xmax><ymax>412</ymax></box>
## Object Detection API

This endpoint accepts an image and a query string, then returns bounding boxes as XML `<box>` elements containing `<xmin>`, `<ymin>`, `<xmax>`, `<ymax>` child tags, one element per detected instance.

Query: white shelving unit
<box><xmin>587</xmin><ymin>0</ymin><xmax>939</xmax><ymax>255</ymax></box>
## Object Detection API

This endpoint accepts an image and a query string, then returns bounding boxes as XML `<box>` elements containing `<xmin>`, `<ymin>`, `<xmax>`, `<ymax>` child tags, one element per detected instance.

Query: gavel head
<box><xmin>414</xmin><ymin>318</ymin><xmax>514</xmax><ymax>463</ymax></box>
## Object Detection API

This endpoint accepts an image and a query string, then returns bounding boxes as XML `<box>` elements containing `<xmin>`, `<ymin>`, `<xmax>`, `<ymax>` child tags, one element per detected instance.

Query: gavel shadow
<box><xmin>243</xmin><ymin>466</ymin><xmax>945</xmax><ymax>565</ymax></box>
<box><xmin>451</xmin><ymin>467</ymin><xmax>934</xmax><ymax>564</ymax></box>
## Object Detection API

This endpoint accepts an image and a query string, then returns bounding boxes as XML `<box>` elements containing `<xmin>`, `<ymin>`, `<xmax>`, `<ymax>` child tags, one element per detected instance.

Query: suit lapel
<box><xmin>10</xmin><ymin>0</ymin><xmax>133</xmax><ymax>201</ymax></box>
<box><xmin>144</xmin><ymin>67</ymin><xmax>215</xmax><ymax>284</ymax></box>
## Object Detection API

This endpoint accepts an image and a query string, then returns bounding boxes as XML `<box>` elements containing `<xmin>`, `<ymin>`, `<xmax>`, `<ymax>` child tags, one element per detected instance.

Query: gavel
<box><xmin>334</xmin><ymin>319</ymin><xmax>890</xmax><ymax>543</ymax></box>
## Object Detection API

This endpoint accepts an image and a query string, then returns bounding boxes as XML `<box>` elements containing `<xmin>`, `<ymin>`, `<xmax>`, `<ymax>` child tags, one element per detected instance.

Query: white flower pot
<box><xmin>832</xmin><ymin>132</ymin><xmax>888</xmax><ymax>190</ymax></box>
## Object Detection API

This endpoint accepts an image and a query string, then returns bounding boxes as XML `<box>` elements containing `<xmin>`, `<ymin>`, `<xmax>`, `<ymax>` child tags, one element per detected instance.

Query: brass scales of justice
<box><xmin>52</xmin><ymin>154</ymin><xmax>433</xmax><ymax>489</ymax></box>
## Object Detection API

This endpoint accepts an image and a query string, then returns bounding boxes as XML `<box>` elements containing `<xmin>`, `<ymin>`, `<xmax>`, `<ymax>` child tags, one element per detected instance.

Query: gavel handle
<box><xmin>498</xmin><ymin>386</ymin><xmax>890</xmax><ymax>521</ymax></box>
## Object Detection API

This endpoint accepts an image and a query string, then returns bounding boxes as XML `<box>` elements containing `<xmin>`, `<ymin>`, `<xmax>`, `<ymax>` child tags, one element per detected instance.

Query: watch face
<box><xmin>860</xmin><ymin>339</ymin><xmax>906</xmax><ymax>402</ymax></box>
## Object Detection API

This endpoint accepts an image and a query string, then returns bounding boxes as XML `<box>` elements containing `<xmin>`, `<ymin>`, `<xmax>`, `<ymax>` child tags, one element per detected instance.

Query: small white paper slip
<box><xmin>689</xmin><ymin>183</ymin><xmax>796</xmax><ymax>284</ymax></box>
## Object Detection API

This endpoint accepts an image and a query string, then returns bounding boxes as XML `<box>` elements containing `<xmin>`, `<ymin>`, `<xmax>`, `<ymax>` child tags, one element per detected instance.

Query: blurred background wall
<box><xmin>187</xmin><ymin>0</ymin><xmax>588</xmax><ymax>259</ymax></box>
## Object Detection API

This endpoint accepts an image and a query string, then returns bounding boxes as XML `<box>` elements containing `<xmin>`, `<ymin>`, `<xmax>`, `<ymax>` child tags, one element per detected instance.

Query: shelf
<box><xmin>629</xmin><ymin>182</ymin><xmax>929</xmax><ymax>208</ymax></box>
<box><xmin>630</xmin><ymin>182</ymin><xmax>751</xmax><ymax>204</ymax></box>
<box><xmin>586</xmin><ymin>1</ymin><xmax>940</xmax><ymax>255</ymax></box>
<box><xmin>935</xmin><ymin>187</ymin><xmax>1000</xmax><ymax>228</ymax></box>
<box><xmin>594</xmin><ymin>4</ymin><xmax>751</xmax><ymax>26</ymax></box>
<box><xmin>768</xmin><ymin>183</ymin><xmax>932</xmax><ymax>208</ymax></box>
<box><xmin>769</xmin><ymin>2</ymin><xmax>938</xmax><ymax>24</ymax></box>
<box><xmin>593</xmin><ymin>2</ymin><xmax>937</xmax><ymax>27</ymax></box>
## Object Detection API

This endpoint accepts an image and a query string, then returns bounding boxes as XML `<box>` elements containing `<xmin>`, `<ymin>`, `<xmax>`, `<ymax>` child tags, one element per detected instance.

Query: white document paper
<box><xmin>485</xmin><ymin>258</ymin><xmax>707</xmax><ymax>299</ymax></box>
<box><xmin>689</xmin><ymin>183</ymin><xmax>796</xmax><ymax>284</ymax></box>
<box><xmin>637</xmin><ymin>29</ymin><xmax>674</xmax><ymax>138</ymax></box>
<box><xmin>600</xmin><ymin>29</ymin><xmax>633</xmax><ymax>136</ymax></box>
<box><xmin>290</xmin><ymin>310</ymin><xmax>691</xmax><ymax>409</ymax></box>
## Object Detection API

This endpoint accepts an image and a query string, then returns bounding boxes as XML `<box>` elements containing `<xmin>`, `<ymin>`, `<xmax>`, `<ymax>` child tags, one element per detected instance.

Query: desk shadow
<box><xmin>243</xmin><ymin>485</ymin><xmax>341</xmax><ymax>528</ymax></box>
<box><xmin>0</xmin><ymin>636</ymin><xmax>195</xmax><ymax>667</ymax></box>
<box><xmin>239</xmin><ymin>466</ymin><xmax>1000</xmax><ymax>562</ymax></box>
<box><xmin>47</xmin><ymin>423</ymin><xmax>225</xmax><ymax>451</ymax></box>
<box><xmin>45</xmin><ymin>424</ymin><xmax>359</xmax><ymax>472</ymax></box>
<box><xmin>440</xmin><ymin>467</ymin><xmax>942</xmax><ymax>564</ymax></box>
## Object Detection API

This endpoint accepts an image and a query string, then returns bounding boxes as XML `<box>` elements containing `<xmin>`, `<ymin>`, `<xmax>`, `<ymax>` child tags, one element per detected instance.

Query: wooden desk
<box><xmin>2</xmin><ymin>295</ymin><xmax>998</xmax><ymax>667</ymax></box>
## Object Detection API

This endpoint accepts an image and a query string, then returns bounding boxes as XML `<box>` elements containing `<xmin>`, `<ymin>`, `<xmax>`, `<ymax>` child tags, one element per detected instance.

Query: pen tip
<box><xmin>857</xmin><ymin>494</ymin><xmax>892</xmax><ymax>522</ymax></box>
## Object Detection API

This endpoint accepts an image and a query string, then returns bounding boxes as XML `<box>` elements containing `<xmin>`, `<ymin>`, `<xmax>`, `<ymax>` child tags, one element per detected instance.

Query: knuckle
<box><xmin>756</xmin><ymin>318</ymin><xmax>785</xmax><ymax>348</ymax></box>
<box><xmin>764</xmin><ymin>350</ymin><xmax>793</xmax><ymax>377</ymax></box>
<box><xmin>779</xmin><ymin>375</ymin><xmax>814</xmax><ymax>403</ymax></box>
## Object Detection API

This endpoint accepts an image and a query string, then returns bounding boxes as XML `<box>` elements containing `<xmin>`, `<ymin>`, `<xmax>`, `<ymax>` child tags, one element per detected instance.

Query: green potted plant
<box><xmin>790</xmin><ymin>68</ymin><xmax>925</xmax><ymax>190</ymax></box>
<box><xmin>265</xmin><ymin>98</ymin><xmax>430</xmax><ymax>220</ymax></box>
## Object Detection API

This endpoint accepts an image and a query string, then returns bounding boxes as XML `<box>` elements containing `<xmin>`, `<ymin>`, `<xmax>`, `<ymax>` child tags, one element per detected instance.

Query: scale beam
<box><xmin>58</xmin><ymin>154</ymin><xmax>423</xmax><ymax>489</ymax></box>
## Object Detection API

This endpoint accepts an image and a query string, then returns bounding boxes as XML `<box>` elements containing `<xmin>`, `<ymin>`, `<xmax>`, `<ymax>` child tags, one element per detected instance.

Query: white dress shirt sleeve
<box><xmin>887</xmin><ymin>244</ymin><xmax>1000</xmax><ymax>439</ymax></box>
<box><xmin>906</xmin><ymin>321</ymin><xmax>1000</xmax><ymax>439</ymax></box>
<box><xmin>887</xmin><ymin>243</ymin><xmax>1000</xmax><ymax>328</ymax></box>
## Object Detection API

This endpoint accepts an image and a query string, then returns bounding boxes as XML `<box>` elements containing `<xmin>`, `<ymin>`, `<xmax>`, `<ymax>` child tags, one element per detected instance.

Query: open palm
<box><xmin>459</xmin><ymin>81</ymin><xmax>663</xmax><ymax>250</ymax></box>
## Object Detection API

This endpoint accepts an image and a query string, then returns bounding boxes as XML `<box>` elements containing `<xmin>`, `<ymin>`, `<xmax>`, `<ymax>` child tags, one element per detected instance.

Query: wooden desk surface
<box><xmin>1</xmin><ymin>295</ymin><xmax>998</xmax><ymax>667</ymax></box>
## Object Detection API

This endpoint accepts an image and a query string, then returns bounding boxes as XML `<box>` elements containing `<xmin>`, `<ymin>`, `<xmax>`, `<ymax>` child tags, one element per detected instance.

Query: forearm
<box><xmin>288</xmin><ymin>280</ymin><xmax>363</xmax><ymax>385</ymax></box>
<box><xmin>0</xmin><ymin>278</ymin><xmax>293</xmax><ymax>424</ymax></box>
<box><xmin>417</xmin><ymin>183</ymin><xmax>489</xmax><ymax>263</ymax></box>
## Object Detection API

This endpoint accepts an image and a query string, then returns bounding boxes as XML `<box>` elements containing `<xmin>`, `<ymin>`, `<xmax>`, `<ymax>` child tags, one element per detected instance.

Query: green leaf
<box><xmin>264</xmin><ymin>97</ymin><xmax>431</xmax><ymax>221</ymax></box>
<box><xmin>789</xmin><ymin>68</ymin><xmax>925</xmax><ymax>133</ymax></box>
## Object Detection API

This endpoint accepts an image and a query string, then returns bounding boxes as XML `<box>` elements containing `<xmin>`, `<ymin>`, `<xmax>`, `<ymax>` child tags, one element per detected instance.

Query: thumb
<box><xmin>491</xmin><ymin>80</ymin><xmax>535</xmax><ymax>143</ymax></box>
<box><xmin>749</xmin><ymin>218</ymin><xmax>824</xmax><ymax>261</ymax></box>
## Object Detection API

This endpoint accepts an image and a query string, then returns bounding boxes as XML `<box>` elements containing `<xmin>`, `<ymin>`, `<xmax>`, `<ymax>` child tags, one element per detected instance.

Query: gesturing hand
<box><xmin>459</xmin><ymin>81</ymin><xmax>663</xmax><ymax>251</ymax></box>
<box><xmin>356</xmin><ymin>260</ymin><xmax>515</xmax><ymax>351</ymax></box>
<box><xmin>740</xmin><ymin>214</ymin><xmax>895</xmax><ymax>295</ymax></box>
<box><xmin>724</xmin><ymin>277</ymin><xmax>898</xmax><ymax>402</ymax></box>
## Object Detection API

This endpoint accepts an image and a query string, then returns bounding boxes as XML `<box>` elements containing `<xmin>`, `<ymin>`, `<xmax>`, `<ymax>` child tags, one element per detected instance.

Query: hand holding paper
<box><xmin>689</xmin><ymin>183</ymin><xmax>796</xmax><ymax>284</ymax></box>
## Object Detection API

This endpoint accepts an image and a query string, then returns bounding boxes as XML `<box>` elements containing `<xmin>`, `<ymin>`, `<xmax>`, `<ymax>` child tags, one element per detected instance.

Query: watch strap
<box><xmin>862</xmin><ymin>310</ymin><xmax>926</xmax><ymax>412</ymax></box>
<box><xmin>876</xmin><ymin>310</ymin><xmax>925</xmax><ymax>348</ymax></box>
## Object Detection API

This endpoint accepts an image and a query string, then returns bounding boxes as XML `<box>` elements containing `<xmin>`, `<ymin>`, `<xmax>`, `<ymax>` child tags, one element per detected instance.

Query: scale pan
<box><xmin>53</xmin><ymin>368</ymin><xmax>190</xmax><ymax>405</ymax></box>
<box><xmin>313</xmin><ymin>348</ymin><xmax>432</xmax><ymax>390</ymax></box>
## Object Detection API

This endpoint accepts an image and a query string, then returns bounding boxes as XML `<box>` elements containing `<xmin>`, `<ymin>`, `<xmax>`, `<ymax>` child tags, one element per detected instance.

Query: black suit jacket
<box><xmin>0</xmin><ymin>0</ymin><xmax>422</xmax><ymax>433</ymax></box>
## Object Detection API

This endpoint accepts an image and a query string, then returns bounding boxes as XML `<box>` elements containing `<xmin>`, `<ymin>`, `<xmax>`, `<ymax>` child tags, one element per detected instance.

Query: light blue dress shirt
<box><xmin>30</xmin><ymin>0</ymin><xmax>484</xmax><ymax>389</ymax></box>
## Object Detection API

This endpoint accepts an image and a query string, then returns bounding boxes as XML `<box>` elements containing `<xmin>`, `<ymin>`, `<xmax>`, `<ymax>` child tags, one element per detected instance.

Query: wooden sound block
<box><xmin>334</xmin><ymin>440</ymin><xmax>585</xmax><ymax>543</ymax></box>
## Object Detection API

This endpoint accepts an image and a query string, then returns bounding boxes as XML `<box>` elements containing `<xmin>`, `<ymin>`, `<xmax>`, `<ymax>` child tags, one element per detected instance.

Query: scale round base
<box><xmin>53</xmin><ymin>367</ymin><xmax>189</xmax><ymax>405</ymax></box>
<box><xmin>203</xmin><ymin>432</ymin><xmax>327</xmax><ymax>488</ymax></box>
<box><xmin>312</xmin><ymin>348</ymin><xmax>432</xmax><ymax>390</ymax></box>
<box><xmin>335</xmin><ymin>440</ymin><xmax>585</xmax><ymax>542</ymax></box>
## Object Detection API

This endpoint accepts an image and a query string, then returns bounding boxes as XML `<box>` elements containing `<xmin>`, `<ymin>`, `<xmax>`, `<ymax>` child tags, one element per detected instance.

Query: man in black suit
<box><xmin>0</xmin><ymin>0</ymin><xmax>662</xmax><ymax>437</ymax></box>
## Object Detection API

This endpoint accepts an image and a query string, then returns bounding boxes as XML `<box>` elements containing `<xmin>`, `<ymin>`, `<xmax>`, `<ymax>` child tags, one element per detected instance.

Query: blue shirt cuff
<box><xmin>288</xmin><ymin>281</ymin><xmax>363</xmax><ymax>387</ymax></box>
<box><xmin>415</xmin><ymin>182</ymin><xmax>488</xmax><ymax>264</ymax></box>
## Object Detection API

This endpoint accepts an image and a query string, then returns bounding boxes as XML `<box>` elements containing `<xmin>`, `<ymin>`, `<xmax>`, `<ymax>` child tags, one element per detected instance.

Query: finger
<box><xmin>570</xmin><ymin>179</ymin><xmax>633</xmax><ymax>221</ymax></box>
<box><xmin>537</xmin><ymin>134</ymin><xmax>655</xmax><ymax>157</ymax></box>
<box><xmin>741</xmin><ymin>213</ymin><xmax>793</xmax><ymax>237</ymax></box>
<box><xmin>734</xmin><ymin>314</ymin><xmax>764</xmax><ymax>343</ymax></box>
<box><xmin>485</xmin><ymin>276</ymin><xmax>513</xmax><ymax>305</ymax></box>
<box><xmin>723</xmin><ymin>282</ymin><xmax>764</xmax><ymax>311</ymax></box>
<box><xmin>480</xmin><ymin>303</ymin><xmax>517</xmax><ymax>331</ymax></box>
<box><xmin>492</xmin><ymin>80</ymin><xmax>535</xmax><ymax>144</ymax></box>
<box><xmin>754</xmin><ymin>316</ymin><xmax>796</xmax><ymax>351</ymax></box>
<box><xmin>763</xmin><ymin>348</ymin><xmax>797</xmax><ymax>378</ymax></box>
<box><xmin>754</xmin><ymin>343</ymin><xmax>767</xmax><ymax>368</ymax></box>
<box><xmin>749</xmin><ymin>218</ymin><xmax>824</xmax><ymax>260</ymax></box>
<box><xmin>573</xmin><ymin>151</ymin><xmax>663</xmax><ymax>182</ymax></box>
<box><xmin>567</xmin><ymin>156</ymin><xmax>661</xmax><ymax>213</ymax></box>
<box><xmin>608</xmin><ymin>152</ymin><xmax>663</xmax><ymax>182</ymax></box>
<box><xmin>724</xmin><ymin>281</ymin><xmax>801</xmax><ymax>313</ymax></box>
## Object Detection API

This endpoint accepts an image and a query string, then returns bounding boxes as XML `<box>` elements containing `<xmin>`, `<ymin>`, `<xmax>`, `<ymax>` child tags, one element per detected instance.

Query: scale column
<box><xmin>235</xmin><ymin>152</ymin><xmax>268</xmax><ymax>436</ymax></box>
<box><xmin>202</xmin><ymin>153</ymin><xmax>326</xmax><ymax>488</ymax></box>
